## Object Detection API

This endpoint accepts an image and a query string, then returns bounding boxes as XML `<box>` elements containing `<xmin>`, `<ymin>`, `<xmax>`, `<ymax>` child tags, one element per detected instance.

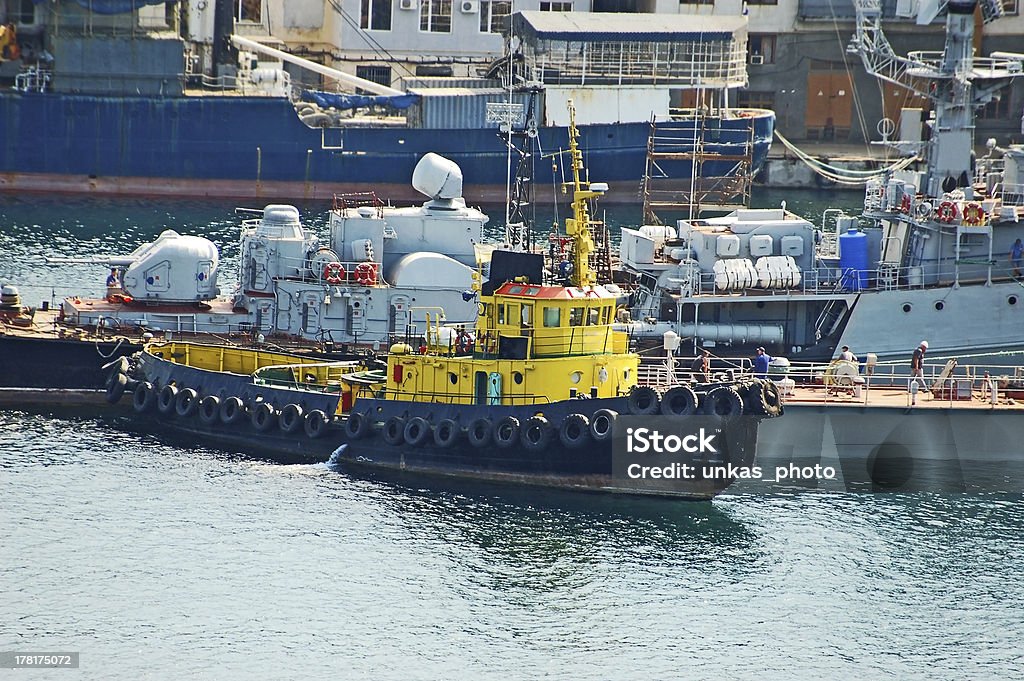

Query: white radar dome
<box><xmin>412</xmin><ymin>153</ymin><xmax>464</xmax><ymax>200</ymax></box>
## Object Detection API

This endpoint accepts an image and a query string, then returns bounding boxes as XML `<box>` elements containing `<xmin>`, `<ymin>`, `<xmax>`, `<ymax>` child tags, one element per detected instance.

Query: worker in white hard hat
<box><xmin>911</xmin><ymin>340</ymin><xmax>929</xmax><ymax>398</ymax></box>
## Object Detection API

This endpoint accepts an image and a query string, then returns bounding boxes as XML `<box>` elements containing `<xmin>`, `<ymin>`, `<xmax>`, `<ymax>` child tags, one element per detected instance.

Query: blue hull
<box><xmin>1</xmin><ymin>92</ymin><xmax>773</xmax><ymax>202</ymax></box>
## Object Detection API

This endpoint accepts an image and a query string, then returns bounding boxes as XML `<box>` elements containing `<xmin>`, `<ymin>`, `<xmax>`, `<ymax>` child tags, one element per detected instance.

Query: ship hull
<box><xmin>0</xmin><ymin>92</ymin><xmax>774</xmax><ymax>204</ymax></box>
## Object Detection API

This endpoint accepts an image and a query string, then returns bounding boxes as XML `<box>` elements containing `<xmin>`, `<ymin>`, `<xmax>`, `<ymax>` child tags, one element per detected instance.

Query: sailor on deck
<box><xmin>753</xmin><ymin>346</ymin><xmax>772</xmax><ymax>379</ymax></box>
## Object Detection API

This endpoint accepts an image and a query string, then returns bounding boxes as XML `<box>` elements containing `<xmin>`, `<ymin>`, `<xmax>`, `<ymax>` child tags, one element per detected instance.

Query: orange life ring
<box><xmin>354</xmin><ymin>262</ymin><xmax>377</xmax><ymax>286</ymax></box>
<box><xmin>899</xmin><ymin>194</ymin><xmax>912</xmax><ymax>214</ymax></box>
<box><xmin>936</xmin><ymin>201</ymin><xmax>959</xmax><ymax>224</ymax></box>
<box><xmin>962</xmin><ymin>202</ymin><xmax>984</xmax><ymax>226</ymax></box>
<box><xmin>323</xmin><ymin>262</ymin><xmax>346</xmax><ymax>284</ymax></box>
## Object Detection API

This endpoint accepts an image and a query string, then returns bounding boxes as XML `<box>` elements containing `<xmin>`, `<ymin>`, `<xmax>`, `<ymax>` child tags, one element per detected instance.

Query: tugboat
<box><xmin>106</xmin><ymin>105</ymin><xmax>783</xmax><ymax>499</ymax></box>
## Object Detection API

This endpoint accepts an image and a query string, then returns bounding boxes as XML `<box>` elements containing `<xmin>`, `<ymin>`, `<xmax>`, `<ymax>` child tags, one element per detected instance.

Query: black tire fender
<box><xmin>626</xmin><ymin>385</ymin><xmax>660</xmax><ymax>415</ymax></box>
<box><xmin>304</xmin><ymin>409</ymin><xmax>329</xmax><ymax>439</ymax></box>
<box><xmin>251</xmin><ymin>402</ymin><xmax>277</xmax><ymax>432</ymax></box>
<box><xmin>157</xmin><ymin>384</ymin><xmax>179</xmax><ymax>414</ymax></box>
<box><xmin>520</xmin><ymin>415</ymin><xmax>553</xmax><ymax>452</ymax></box>
<box><xmin>559</xmin><ymin>413</ymin><xmax>591</xmax><ymax>449</ymax></box>
<box><xmin>433</xmin><ymin>418</ymin><xmax>461</xmax><ymax>448</ymax></box>
<box><xmin>132</xmin><ymin>381</ymin><xmax>156</xmax><ymax>413</ymax></box>
<box><xmin>466</xmin><ymin>417</ymin><xmax>493</xmax><ymax>448</ymax></box>
<box><xmin>403</xmin><ymin>416</ymin><xmax>432</xmax><ymax>447</ymax></box>
<box><xmin>175</xmin><ymin>388</ymin><xmax>199</xmax><ymax>417</ymax></box>
<box><xmin>590</xmin><ymin>409</ymin><xmax>617</xmax><ymax>442</ymax></box>
<box><xmin>493</xmin><ymin>415</ymin><xmax>520</xmax><ymax>449</ymax></box>
<box><xmin>198</xmin><ymin>395</ymin><xmax>220</xmax><ymax>425</ymax></box>
<box><xmin>220</xmin><ymin>396</ymin><xmax>245</xmax><ymax>425</ymax></box>
<box><xmin>382</xmin><ymin>416</ymin><xmax>406</xmax><ymax>446</ymax></box>
<box><xmin>279</xmin><ymin>403</ymin><xmax>304</xmax><ymax>434</ymax></box>
<box><xmin>660</xmin><ymin>385</ymin><xmax>698</xmax><ymax>416</ymax></box>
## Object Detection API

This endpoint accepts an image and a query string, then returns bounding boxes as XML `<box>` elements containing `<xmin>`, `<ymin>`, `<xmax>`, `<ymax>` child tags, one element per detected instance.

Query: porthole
<box><xmin>902</xmin><ymin>303</ymin><xmax>912</xmax><ymax>313</ymax></box>
<box><xmin>570</xmin><ymin>371</ymin><xmax>583</xmax><ymax>384</ymax></box>
<box><xmin>448</xmin><ymin>372</ymin><xmax>458</xmax><ymax>385</ymax></box>
<box><xmin>934</xmin><ymin>301</ymin><xmax>944</xmax><ymax>311</ymax></box>
<box><xmin>513</xmin><ymin>371</ymin><xmax>524</xmax><ymax>384</ymax></box>
<box><xmin>1009</xmin><ymin>295</ymin><xmax>1019</xmax><ymax>306</ymax></box>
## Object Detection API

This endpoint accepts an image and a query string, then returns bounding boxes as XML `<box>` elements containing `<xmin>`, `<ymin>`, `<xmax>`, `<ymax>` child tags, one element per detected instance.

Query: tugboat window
<box><xmin>587</xmin><ymin>308</ymin><xmax>600</xmax><ymax>325</ymax></box>
<box><xmin>448</xmin><ymin>372</ymin><xmax>458</xmax><ymax>385</ymax></box>
<box><xmin>1009</xmin><ymin>295</ymin><xmax>1018</xmax><ymax>306</ymax></box>
<box><xmin>513</xmin><ymin>371</ymin><xmax>524</xmax><ymax>384</ymax></box>
<box><xmin>569</xmin><ymin>307</ymin><xmax>583</xmax><ymax>326</ymax></box>
<box><xmin>543</xmin><ymin>307</ymin><xmax>561</xmax><ymax>327</ymax></box>
<box><xmin>902</xmin><ymin>303</ymin><xmax>912</xmax><ymax>313</ymax></box>
<box><xmin>934</xmin><ymin>301</ymin><xmax>944</xmax><ymax>311</ymax></box>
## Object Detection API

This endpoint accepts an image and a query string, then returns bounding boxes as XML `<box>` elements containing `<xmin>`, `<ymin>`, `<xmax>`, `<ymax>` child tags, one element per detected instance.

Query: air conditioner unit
<box><xmin>749</xmin><ymin>54</ymin><xmax>765</xmax><ymax>65</ymax></box>
<box><xmin>460</xmin><ymin>0</ymin><xmax>479</xmax><ymax>13</ymax></box>
<box><xmin>399</xmin><ymin>0</ymin><xmax>416</xmax><ymax>10</ymax></box>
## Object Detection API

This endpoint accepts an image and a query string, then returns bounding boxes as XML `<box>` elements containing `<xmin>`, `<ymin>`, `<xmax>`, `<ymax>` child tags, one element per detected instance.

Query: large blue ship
<box><xmin>0</xmin><ymin>3</ymin><xmax>774</xmax><ymax>204</ymax></box>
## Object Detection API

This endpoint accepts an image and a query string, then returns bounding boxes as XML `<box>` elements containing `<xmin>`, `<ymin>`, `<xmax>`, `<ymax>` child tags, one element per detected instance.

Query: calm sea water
<box><xmin>2</xmin><ymin>191</ymin><xmax>1022</xmax><ymax>679</ymax></box>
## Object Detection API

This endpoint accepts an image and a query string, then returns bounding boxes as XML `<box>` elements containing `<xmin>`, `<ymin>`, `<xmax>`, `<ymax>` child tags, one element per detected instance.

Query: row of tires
<box><xmin>128</xmin><ymin>380</ymin><xmax>332</xmax><ymax>439</ymax></box>
<box><xmin>343</xmin><ymin>409</ymin><xmax>617</xmax><ymax>452</ymax></box>
<box><xmin>625</xmin><ymin>380</ymin><xmax>782</xmax><ymax>418</ymax></box>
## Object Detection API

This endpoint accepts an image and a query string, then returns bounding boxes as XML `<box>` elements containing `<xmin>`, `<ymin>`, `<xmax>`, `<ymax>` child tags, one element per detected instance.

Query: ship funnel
<box><xmin>412</xmin><ymin>153</ymin><xmax>464</xmax><ymax>200</ymax></box>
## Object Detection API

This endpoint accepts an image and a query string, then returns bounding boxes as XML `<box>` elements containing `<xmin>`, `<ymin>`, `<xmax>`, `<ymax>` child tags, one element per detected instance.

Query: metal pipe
<box><xmin>230</xmin><ymin>35</ymin><xmax>404</xmax><ymax>97</ymax></box>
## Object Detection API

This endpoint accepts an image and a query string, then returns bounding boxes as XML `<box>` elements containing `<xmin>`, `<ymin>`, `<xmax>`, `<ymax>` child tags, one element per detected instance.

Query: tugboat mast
<box><xmin>562</xmin><ymin>101</ymin><xmax>606</xmax><ymax>289</ymax></box>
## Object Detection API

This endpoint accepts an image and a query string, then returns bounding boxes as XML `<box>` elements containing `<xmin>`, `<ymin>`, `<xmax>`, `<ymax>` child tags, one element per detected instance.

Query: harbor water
<box><xmin>2</xmin><ymin>192</ymin><xmax>1022</xmax><ymax>678</ymax></box>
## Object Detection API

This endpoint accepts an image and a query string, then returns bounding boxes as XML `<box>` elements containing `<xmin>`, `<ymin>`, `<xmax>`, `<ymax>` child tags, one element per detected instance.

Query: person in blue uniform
<box><xmin>1010</xmin><ymin>238</ymin><xmax>1023</xmax><ymax>277</ymax></box>
<box><xmin>753</xmin><ymin>346</ymin><xmax>772</xmax><ymax>378</ymax></box>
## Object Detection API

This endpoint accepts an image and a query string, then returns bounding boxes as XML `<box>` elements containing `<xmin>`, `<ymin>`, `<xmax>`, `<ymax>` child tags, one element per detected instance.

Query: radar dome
<box><xmin>412</xmin><ymin>153</ymin><xmax>463</xmax><ymax>200</ymax></box>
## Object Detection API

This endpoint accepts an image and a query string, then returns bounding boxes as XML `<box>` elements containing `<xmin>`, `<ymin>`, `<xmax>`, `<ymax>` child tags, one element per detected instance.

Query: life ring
<box><xmin>304</xmin><ymin>410</ymin><xmax>329</xmax><ymax>439</ymax></box>
<box><xmin>962</xmin><ymin>202</ymin><xmax>984</xmax><ymax>226</ymax></box>
<box><xmin>520</xmin><ymin>415</ymin><xmax>553</xmax><ymax>452</ymax></box>
<box><xmin>626</xmin><ymin>385</ymin><xmax>660</xmax><ymax>415</ymax></box>
<box><xmin>382</xmin><ymin>416</ymin><xmax>405</xmax><ymax>446</ymax></box>
<box><xmin>345</xmin><ymin>411</ymin><xmax>371</xmax><ymax>440</ymax></box>
<box><xmin>589</xmin><ymin>409</ymin><xmax>617</xmax><ymax>442</ymax></box>
<box><xmin>174</xmin><ymin>387</ymin><xmax>200</xmax><ymax>417</ymax></box>
<box><xmin>251</xmin><ymin>402</ymin><xmax>277</xmax><ymax>432</ymax></box>
<box><xmin>936</xmin><ymin>201</ymin><xmax>959</xmax><ymax>224</ymax></box>
<box><xmin>198</xmin><ymin>395</ymin><xmax>220</xmax><ymax>425</ymax></box>
<box><xmin>132</xmin><ymin>381</ymin><xmax>156</xmax><ymax>413</ymax></box>
<box><xmin>899</xmin><ymin>194</ymin><xmax>912</xmax><ymax>214</ymax></box>
<box><xmin>433</xmin><ymin>418</ymin><xmax>461</xmax><ymax>447</ymax></box>
<box><xmin>660</xmin><ymin>385</ymin><xmax>699</xmax><ymax>416</ymax></box>
<box><xmin>701</xmin><ymin>386</ymin><xmax>744</xmax><ymax>417</ymax></box>
<box><xmin>157</xmin><ymin>384</ymin><xmax>179</xmax><ymax>414</ymax></box>
<box><xmin>323</xmin><ymin>262</ymin><xmax>346</xmax><ymax>284</ymax></box>
<box><xmin>403</xmin><ymin>416</ymin><xmax>432</xmax><ymax>447</ymax></box>
<box><xmin>467</xmin><ymin>417</ymin><xmax>493</xmax><ymax>447</ymax></box>
<box><xmin>558</xmin><ymin>413</ymin><xmax>591</xmax><ymax>449</ymax></box>
<box><xmin>455</xmin><ymin>331</ymin><xmax>473</xmax><ymax>355</ymax></box>
<box><xmin>279</xmin><ymin>403</ymin><xmax>304</xmax><ymax>434</ymax></box>
<box><xmin>219</xmin><ymin>396</ymin><xmax>245</xmax><ymax>425</ymax></box>
<box><xmin>493</xmin><ymin>415</ymin><xmax>520</xmax><ymax>448</ymax></box>
<box><xmin>354</xmin><ymin>263</ymin><xmax>377</xmax><ymax>286</ymax></box>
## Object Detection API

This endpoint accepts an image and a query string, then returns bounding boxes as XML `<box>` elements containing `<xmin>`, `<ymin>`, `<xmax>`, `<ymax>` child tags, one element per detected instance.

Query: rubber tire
<box><xmin>279</xmin><ymin>403</ymin><xmax>304</xmax><ymax>434</ymax></box>
<box><xmin>520</xmin><ymin>415</ymin><xmax>553</xmax><ymax>452</ymax></box>
<box><xmin>132</xmin><ymin>381</ymin><xmax>156</xmax><ymax>413</ymax></box>
<box><xmin>304</xmin><ymin>409</ymin><xmax>329</xmax><ymax>439</ymax></box>
<box><xmin>220</xmin><ymin>396</ymin><xmax>245</xmax><ymax>425</ymax></box>
<box><xmin>702</xmin><ymin>386</ymin><xmax>744</xmax><ymax>417</ymax></box>
<box><xmin>251</xmin><ymin>402</ymin><xmax>277</xmax><ymax>432</ymax></box>
<box><xmin>559</xmin><ymin>413</ymin><xmax>591</xmax><ymax>449</ymax></box>
<box><xmin>660</xmin><ymin>385</ymin><xmax>699</xmax><ymax>416</ymax></box>
<box><xmin>433</xmin><ymin>418</ymin><xmax>461</xmax><ymax>448</ymax></box>
<box><xmin>106</xmin><ymin>372</ymin><xmax>128</xmax><ymax>404</ymax></box>
<box><xmin>345</xmin><ymin>411</ymin><xmax>371</xmax><ymax>440</ymax></box>
<box><xmin>467</xmin><ymin>418</ymin><xmax>493</xmax><ymax>448</ymax></box>
<box><xmin>489</xmin><ymin>416</ymin><xmax>517</xmax><ymax>449</ymax></box>
<box><xmin>198</xmin><ymin>395</ymin><xmax>220</xmax><ymax>425</ymax></box>
<box><xmin>626</xmin><ymin>386</ymin><xmax>660</xmax><ymax>415</ymax></box>
<box><xmin>382</xmin><ymin>416</ymin><xmax>406</xmax><ymax>446</ymax></box>
<box><xmin>760</xmin><ymin>380</ymin><xmax>783</xmax><ymax>416</ymax></box>
<box><xmin>590</xmin><ymin>409</ymin><xmax>617</xmax><ymax>442</ymax></box>
<box><xmin>175</xmin><ymin>388</ymin><xmax>199</xmax><ymax>417</ymax></box>
<box><xmin>157</xmin><ymin>384</ymin><xmax>179</xmax><ymax>415</ymax></box>
<box><xmin>403</xmin><ymin>416</ymin><xmax>432</xmax><ymax>447</ymax></box>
